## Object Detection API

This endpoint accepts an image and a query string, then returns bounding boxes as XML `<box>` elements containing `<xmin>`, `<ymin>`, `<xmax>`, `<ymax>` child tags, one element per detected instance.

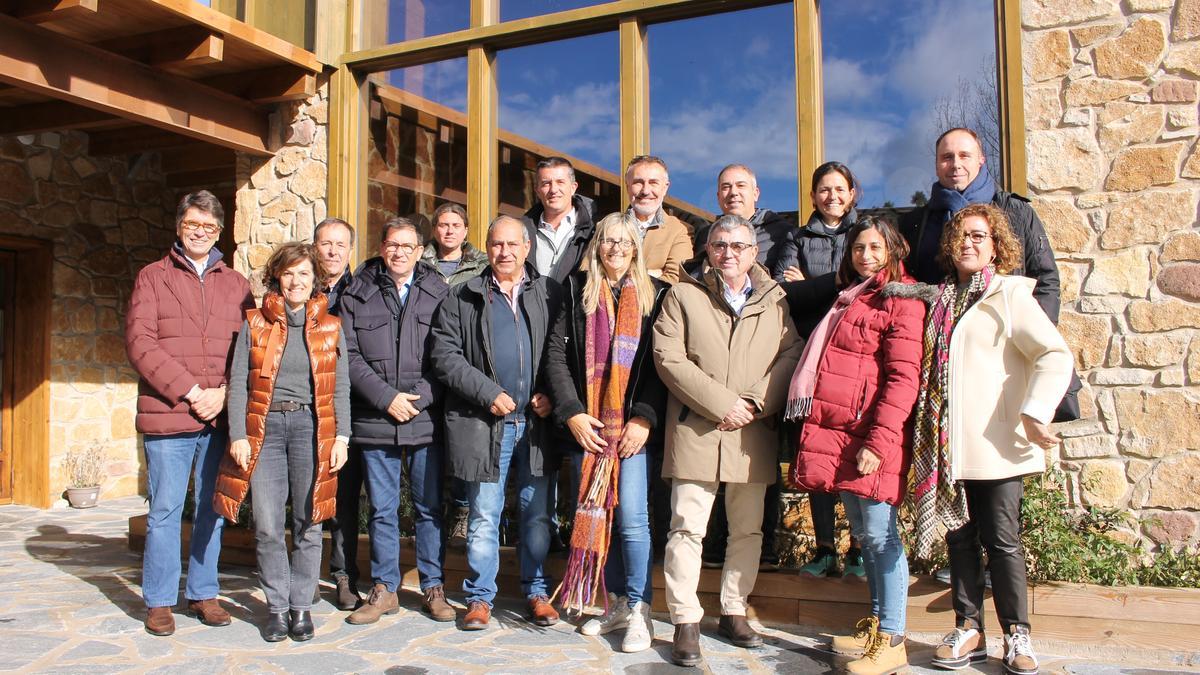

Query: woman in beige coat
<box><xmin>909</xmin><ymin>204</ymin><xmax>1071</xmax><ymax>675</ymax></box>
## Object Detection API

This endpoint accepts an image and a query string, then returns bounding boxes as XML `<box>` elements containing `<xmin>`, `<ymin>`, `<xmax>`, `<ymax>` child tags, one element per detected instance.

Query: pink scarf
<box><xmin>784</xmin><ymin>275</ymin><xmax>874</xmax><ymax>420</ymax></box>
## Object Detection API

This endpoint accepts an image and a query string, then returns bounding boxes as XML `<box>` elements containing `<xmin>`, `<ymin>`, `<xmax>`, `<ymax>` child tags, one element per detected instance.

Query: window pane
<box><xmin>495</xmin><ymin>33</ymin><xmax>620</xmax><ymax>218</ymax></box>
<box><xmin>648</xmin><ymin>4</ymin><xmax>798</xmax><ymax>224</ymax></box>
<box><xmin>361</xmin><ymin>0</ymin><xmax>471</xmax><ymax>49</ymax></box>
<box><xmin>820</xmin><ymin>0</ymin><xmax>1000</xmax><ymax>209</ymax></box>
<box><xmin>501</xmin><ymin>0</ymin><xmax>609</xmax><ymax>22</ymax></box>
<box><xmin>366</xmin><ymin>59</ymin><xmax>469</xmax><ymax>247</ymax></box>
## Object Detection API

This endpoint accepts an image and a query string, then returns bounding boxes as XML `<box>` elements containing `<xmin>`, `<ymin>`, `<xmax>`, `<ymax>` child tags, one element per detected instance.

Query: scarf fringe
<box><xmin>783</xmin><ymin>396</ymin><xmax>812</xmax><ymax>422</ymax></box>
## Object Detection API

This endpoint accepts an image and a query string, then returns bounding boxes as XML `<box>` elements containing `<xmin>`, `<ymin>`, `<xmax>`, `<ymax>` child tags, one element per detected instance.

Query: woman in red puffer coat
<box><xmin>786</xmin><ymin>216</ymin><xmax>925</xmax><ymax>675</ymax></box>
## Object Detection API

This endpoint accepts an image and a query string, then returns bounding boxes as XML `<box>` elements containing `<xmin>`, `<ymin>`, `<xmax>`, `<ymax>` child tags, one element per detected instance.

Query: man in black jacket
<box><xmin>898</xmin><ymin>127</ymin><xmax>1060</xmax><ymax>321</ymax></box>
<box><xmin>691</xmin><ymin>164</ymin><xmax>796</xmax><ymax>282</ymax></box>
<box><xmin>524</xmin><ymin>156</ymin><xmax>598</xmax><ymax>284</ymax></box>
<box><xmin>431</xmin><ymin>215</ymin><xmax>563</xmax><ymax>631</ymax></box>
<box><xmin>340</xmin><ymin>217</ymin><xmax>453</xmax><ymax>626</ymax></box>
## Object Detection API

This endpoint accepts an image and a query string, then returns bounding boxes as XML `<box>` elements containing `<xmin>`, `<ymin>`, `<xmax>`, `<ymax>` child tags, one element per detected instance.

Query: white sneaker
<box><xmin>620</xmin><ymin>601</ymin><xmax>653</xmax><ymax>653</ymax></box>
<box><xmin>579</xmin><ymin>593</ymin><xmax>630</xmax><ymax>636</ymax></box>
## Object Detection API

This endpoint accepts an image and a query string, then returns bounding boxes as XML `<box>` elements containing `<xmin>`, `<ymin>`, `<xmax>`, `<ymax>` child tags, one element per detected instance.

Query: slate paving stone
<box><xmin>264</xmin><ymin>652</ymin><xmax>375</xmax><ymax>673</ymax></box>
<box><xmin>62</xmin><ymin>639</ymin><xmax>126</xmax><ymax>660</ymax></box>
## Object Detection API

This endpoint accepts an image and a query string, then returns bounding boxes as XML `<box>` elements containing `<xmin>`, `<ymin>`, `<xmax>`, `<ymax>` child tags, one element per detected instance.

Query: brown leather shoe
<box><xmin>527</xmin><ymin>595</ymin><xmax>559</xmax><ymax>626</ymax></box>
<box><xmin>145</xmin><ymin>606</ymin><xmax>175</xmax><ymax>636</ymax></box>
<box><xmin>671</xmin><ymin>623</ymin><xmax>702</xmax><ymax>667</ymax></box>
<box><xmin>462</xmin><ymin>600</ymin><xmax>491</xmax><ymax>630</ymax></box>
<box><xmin>335</xmin><ymin>576</ymin><xmax>362</xmax><ymax>611</ymax></box>
<box><xmin>718</xmin><ymin>614</ymin><xmax>763</xmax><ymax>648</ymax></box>
<box><xmin>345</xmin><ymin>583</ymin><xmax>399</xmax><ymax>625</ymax></box>
<box><xmin>422</xmin><ymin>585</ymin><xmax>456</xmax><ymax>622</ymax></box>
<box><xmin>186</xmin><ymin>598</ymin><xmax>231</xmax><ymax>627</ymax></box>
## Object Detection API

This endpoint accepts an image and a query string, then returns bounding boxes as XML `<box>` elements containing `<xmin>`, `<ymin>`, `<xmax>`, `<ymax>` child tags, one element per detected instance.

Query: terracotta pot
<box><xmin>66</xmin><ymin>486</ymin><xmax>100</xmax><ymax>509</ymax></box>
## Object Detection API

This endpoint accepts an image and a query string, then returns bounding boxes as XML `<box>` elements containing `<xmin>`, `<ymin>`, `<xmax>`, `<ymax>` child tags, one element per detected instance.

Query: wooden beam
<box><xmin>328</xmin><ymin>64</ymin><xmax>368</xmax><ymax>265</ymax></box>
<box><xmin>995</xmin><ymin>0</ymin><xmax>1027</xmax><ymax>193</ymax></box>
<box><xmin>794</xmin><ymin>0</ymin><xmax>823</xmax><ymax>212</ymax></box>
<box><xmin>466</xmin><ymin>44</ymin><xmax>497</xmax><ymax>250</ymax></box>
<box><xmin>165</xmin><ymin>166</ymin><xmax>236</xmax><ymax>188</ymax></box>
<box><xmin>0</xmin><ymin>100</ymin><xmax>125</xmax><ymax>135</ymax></box>
<box><xmin>0</xmin><ymin>13</ymin><xmax>269</xmax><ymax>155</ymax></box>
<box><xmin>87</xmin><ymin>126</ymin><xmax>201</xmax><ymax>155</ymax></box>
<box><xmin>200</xmin><ymin>66</ymin><xmax>316</xmax><ymax>104</ymax></box>
<box><xmin>158</xmin><ymin>143</ymin><xmax>236</xmax><ymax>173</ymax></box>
<box><xmin>96</xmin><ymin>26</ymin><xmax>225</xmax><ymax>72</ymax></box>
<box><xmin>619</xmin><ymin>16</ymin><xmax>649</xmax><ymax>202</ymax></box>
<box><xmin>7</xmin><ymin>0</ymin><xmax>98</xmax><ymax>24</ymax></box>
<box><xmin>343</xmin><ymin>0</ymin><xmax>788</xmax><ymax>72</ymax></box>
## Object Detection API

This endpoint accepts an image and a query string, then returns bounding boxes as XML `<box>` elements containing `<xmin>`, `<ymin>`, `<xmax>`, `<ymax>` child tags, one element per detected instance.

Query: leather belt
<box><xmin>268</xmin><ymin>401</ymin><xmax>309</xmax><ymax>412</ymax></box>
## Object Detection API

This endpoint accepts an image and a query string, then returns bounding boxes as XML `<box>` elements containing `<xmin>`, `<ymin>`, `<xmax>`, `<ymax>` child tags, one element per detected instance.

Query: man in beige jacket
<box><xmin>624</xmin><ymin>155</ymin><xmax>694</xmax><ymax>283</ymax></box>
<box><xmin>652</xmin><ymin>214</ymin><xmax>802</xmax><ymax>667</ymax></box>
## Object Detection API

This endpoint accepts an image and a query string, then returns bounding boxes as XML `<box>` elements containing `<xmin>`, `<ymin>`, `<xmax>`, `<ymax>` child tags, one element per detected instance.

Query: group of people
<box><xmin>126</xmin><ymin>127</ymin><xmax>1073</xmax><ymax>675</ymax></box>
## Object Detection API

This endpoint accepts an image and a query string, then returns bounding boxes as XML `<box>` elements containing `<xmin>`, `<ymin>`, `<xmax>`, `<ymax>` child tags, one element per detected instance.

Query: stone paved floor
<box><xmin>0</xmin><ymin>497</ymin><xmax>1195</xmax><ymax>674</ymax></box>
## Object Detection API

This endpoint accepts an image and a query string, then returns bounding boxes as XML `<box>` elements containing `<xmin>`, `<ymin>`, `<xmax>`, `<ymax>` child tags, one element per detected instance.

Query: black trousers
<box><xmin>946</xmin><ymin>476</ymin><xmax>1029</xmax><ymax>634</ymax></box>
<box><xmin>327</xmin><ymin>444</ymin><xmax>363</xmax><ymax>583</ymax></box>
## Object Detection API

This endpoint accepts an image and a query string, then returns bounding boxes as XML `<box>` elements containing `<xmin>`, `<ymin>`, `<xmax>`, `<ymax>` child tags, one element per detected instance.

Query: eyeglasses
<box><xmin>961</xmin><ymin>230</ymin><xmax>992</xmax><ymax>244</ymax></box>
<box><xmin>383</xmin><ymin>242</ymin><xmax>419</xmax><ymax>255</ymax></box>
<box><xmin>180</xmin><ymin>220</ymin><xmax>221</xmax><ymax>235</ymax></box>
<box><xmin>708</xmin><ymin>241</ymin><xmax>755</xmax><ymax>255</ymax></box>
<box><xmin>599</xmin><ymin>238</ymin><xmax>634</xmax><ymax>251</ymax></box>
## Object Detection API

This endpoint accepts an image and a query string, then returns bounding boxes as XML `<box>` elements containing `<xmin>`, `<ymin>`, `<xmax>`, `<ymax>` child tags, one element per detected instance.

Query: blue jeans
<box><xmin>141</xmin><ymin>428</ymin><xmax>226</xmax><ymax>608</ymax></box>
<box><xmin>570</xmin><ymin>449</ymin><xmax>653</xmax><ymax>606</ymax></box>
<box><xmin>464</xmin><ymin>418</ymin><xmax>551</xmax><ymax>605</ymax></box>
<box><xmin>361</xmin><ymin>443</ymin><xmax>445</xmax><ymax>593</ymax></box>
<box><xmin>840</xmin><ymin>493</ymin><xmax>908</xmax><ymax>635</ymax></box>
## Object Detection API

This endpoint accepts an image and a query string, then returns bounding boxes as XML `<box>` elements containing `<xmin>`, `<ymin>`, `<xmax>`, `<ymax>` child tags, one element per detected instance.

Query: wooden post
<box><xmin>794</xmin><ymin>0</ymin><xmax>824</xmax><ymax>209</ymax></box>
<box><xmin>619</xmin><ymin>16</ymin><xmax>649</xmax><ymax>199</ymax></box>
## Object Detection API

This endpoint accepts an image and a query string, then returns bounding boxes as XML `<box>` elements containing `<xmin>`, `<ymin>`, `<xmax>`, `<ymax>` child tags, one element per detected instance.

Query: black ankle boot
<box><xmin>263</xmin><ymin>611</ymin><xmax>289</xmax><ymax>642</ymax></box>
<box><xmin>289</xmin><ymin>609</ymin><xmax>314</xmax><ymax>641</ymax></box>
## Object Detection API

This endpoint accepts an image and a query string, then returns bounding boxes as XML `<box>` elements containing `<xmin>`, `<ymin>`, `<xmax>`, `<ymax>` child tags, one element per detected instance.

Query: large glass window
<box><xmin>360</xmin><ymin>0</ymin><xmax>471</xmax><ymax>50</ymax></box>
<box><xmin>820</xmin><ymin>0</ymin><xmax>1000</xmax><ymax>209</ymax></box>
<box><xmin>647</xmin><ymin>4</ymin><xmax>798</xmax><ymax>225</ymax></box>
<box><xmin>501</xmin><ymin>0</ymin><xmax>610</xmax><ymax>22</ymax></box>
<box><xmin>366</xmin><ymin>59</ymin><xmax>469</xmax><ymax>246</ymax></box>
<box><xmin>495</xmin><ymin>34</ymin><xmax>621</xmax><ymax>219</ymax></box>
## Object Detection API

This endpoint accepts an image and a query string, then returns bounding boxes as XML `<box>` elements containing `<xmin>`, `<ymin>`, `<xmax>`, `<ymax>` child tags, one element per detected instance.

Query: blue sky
<box><xmin>385</xmin><ymin>0</ymin><xmax>999</xmax><ymax>213</ymax></box>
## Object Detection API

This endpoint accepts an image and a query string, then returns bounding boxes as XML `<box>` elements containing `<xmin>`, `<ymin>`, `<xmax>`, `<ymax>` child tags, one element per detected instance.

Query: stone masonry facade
<box><xmin>1024</xmin><ymin>0</ymin><xmax>1200</xmax><ymax>549</ymax></box>
<box><xmin>0</xmin><ymin>131</ymin><xmax>176</xmax><ymax>502</ymax></box>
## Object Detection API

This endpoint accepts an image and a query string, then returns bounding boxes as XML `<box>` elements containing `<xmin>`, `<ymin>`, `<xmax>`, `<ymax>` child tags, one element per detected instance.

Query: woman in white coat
<box><xmin>909</xmin><ymin>203</ymin><xmax>1071</xmax><ymax>675</ymax></box>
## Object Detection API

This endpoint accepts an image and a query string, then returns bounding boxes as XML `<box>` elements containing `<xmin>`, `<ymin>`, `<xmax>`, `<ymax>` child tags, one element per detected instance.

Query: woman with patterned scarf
<box><xmin>910</xmin><ymin>204</ymin><xmax>1072</xmax><ymax>675</ymax></box>
<box><xmin>542</xmin><ymin>212</ymin><xmax>670</xmax><ymax>653</ymax></box>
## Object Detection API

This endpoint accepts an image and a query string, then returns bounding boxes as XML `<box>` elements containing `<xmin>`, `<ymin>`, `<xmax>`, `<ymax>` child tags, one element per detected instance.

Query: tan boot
<box><xmin>345</xmin><ymin>583</ymin><xmax>399</xmax><ymax>625</ymax></box>
<box><xmin>422</xmin><ymin>585</ymin><xmax>456</xmax><ymax>622</ymax></box>
<box><xmin>846</xmin><ymin>631</ymin><xmax>908</xmax><ymax>675</ymax></box>
<box><xmin>832</xmin><ymin>616</ymin><xmax>878</xmax><ymax>655</ymax></box>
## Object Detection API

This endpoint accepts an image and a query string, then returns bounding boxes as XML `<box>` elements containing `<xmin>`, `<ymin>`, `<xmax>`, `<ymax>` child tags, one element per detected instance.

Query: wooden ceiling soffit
<box><xmin>86</xmin><ymin>126</ymin><xmax>203</xmax><ymax>155</ymax></box>
<box><xmin>96</xmin><ymin>25</ymin><xmax>224</xmax><ymax>74</ymax></box>
<box><xmin>0</xmin><ymin>100</ymin><xmax>125</xmax><ymax>135</ymax></box>
<box><xmin>5</xmin><ymin>0</ymin><xmax>98</xmax><ymax>24</ymax></box>
<box><xmin>0</xmin><ymin>12</ymin><xmax>269</xmax><ymax>155</ymax></box>
<box><xmin>201</xmin><ymin>66</ymin><xmax>316</xmax><ymax>104</ymax></box>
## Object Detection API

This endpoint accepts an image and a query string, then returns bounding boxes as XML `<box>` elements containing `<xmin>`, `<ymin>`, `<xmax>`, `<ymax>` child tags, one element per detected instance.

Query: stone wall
<box><xmin>233</xmin><ymin>76</ymin><xmax>330</xmax><ymax>293</ymax></box>
<box><xmin>1023</xmin><ymin>0</ymin><xmax>1200</xmax><ymax>549</ymax></box>
<box><xmin>0</xmin><ymin>131</ymin><xmax>177</xmax><ymax>502</ymax></box>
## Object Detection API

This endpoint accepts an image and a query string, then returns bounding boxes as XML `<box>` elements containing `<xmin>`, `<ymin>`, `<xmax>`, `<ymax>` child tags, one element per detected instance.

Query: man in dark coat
<box><xmin>691</xmin><ymin>163</ymin><xmax>796</xmax><ymax>282</ymax></box>
<box><xmin>523</xmin><ymin>156</ymin><xmax>597</xmax><ymax>284</ymax></box>
<box><xmin>898</xmin><ymin>127</ymin><xmax>1060</xmax><ymax>321</ymax></box>
<box><xmin>430</xmin><ymin>215</ymin><xmax>563</xmax><ymax>631</ymax></box>
<box><xmin>340</xmin><ymin>217</ymin><xmax>454</xmax><ymax>626</ymax></box>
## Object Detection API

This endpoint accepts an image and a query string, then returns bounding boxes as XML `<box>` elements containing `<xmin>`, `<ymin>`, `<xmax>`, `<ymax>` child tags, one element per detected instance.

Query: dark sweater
<box><xmin>487</xmin><ymin>290</ymin><xmax>534</xmax><ymax>417</ymax></box>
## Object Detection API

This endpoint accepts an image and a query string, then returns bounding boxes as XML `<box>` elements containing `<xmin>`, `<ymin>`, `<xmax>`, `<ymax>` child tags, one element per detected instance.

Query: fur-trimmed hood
<box><xmin>880</xmin><ymin>280</ymin><xmax>940</xmax><ymax>303</ymax></box>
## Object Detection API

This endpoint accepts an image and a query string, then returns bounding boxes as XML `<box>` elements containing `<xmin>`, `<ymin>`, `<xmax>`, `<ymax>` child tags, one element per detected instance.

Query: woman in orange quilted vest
<box><xmin>213</xmin><ymin>242</ymin><xmax>351</xmax><ymax>643</ymax></box>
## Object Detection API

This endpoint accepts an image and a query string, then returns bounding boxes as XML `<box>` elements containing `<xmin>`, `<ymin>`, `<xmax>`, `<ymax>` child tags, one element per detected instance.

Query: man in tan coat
<box><xmin>652</xmin><ymin>214</ymin><xmax>802</xmax><ymax>667</ymax></box>
<box><xmin>624</xmin><ymin>155</ymin><xmax>693</xmax><ymax>283</ymax></box>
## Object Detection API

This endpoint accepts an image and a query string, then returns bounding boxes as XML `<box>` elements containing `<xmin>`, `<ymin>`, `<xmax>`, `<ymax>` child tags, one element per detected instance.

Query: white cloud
<box><xmin>883</xmin><ymin>0</ymin><xmax>996</xmax><ymax>105</ymax></box>
<box><xmin>745</xmin><ymin>36</ymin><xmax>771</xmax><ymax>59</ymax></box>
<box><xmin>498</xmin><ymin>81</ymin><xmax>621</xmax><ymax>171</ymax></box>
<box><xmin>822</xmin><ymin>57</ymin><xmax>886</xmax><ymax>103</ymax></box>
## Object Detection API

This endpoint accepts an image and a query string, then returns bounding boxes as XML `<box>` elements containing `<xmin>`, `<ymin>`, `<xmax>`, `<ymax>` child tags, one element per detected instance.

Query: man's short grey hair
<box><xmin>314</xmin><ymin>217</ymin><xmax>356</xmax><ymax>245</ymax></box>
<box><xmin>718</xmin><ymin>163</ymin><xmax>757</xmax><ymax>187</ymax></box>
<box><xmin>707</xmin><ymin>214</ymin><xmax>757</xmax><ymax>243</ymax></box>
<box><xmin>380</xmin><ymin>216</ymin><xmax>420</xmax><ymax>243</ymax></box>
<box><xmin>486</xmin><ymin>214</ymin><xmax>530</xmax><ymax>243</ymax></box>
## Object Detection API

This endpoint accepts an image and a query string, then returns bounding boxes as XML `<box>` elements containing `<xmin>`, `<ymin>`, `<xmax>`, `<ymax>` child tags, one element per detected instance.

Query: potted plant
<box><xmin>64</xmin><ymin>443</ymin><xmax>105</xmax><ymax>508</ymax></box>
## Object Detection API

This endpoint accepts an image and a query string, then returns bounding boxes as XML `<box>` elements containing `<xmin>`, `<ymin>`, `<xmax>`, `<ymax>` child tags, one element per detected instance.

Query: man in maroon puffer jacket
<box><xmin>125</xmin><ymin>190</ymin><xmax>254</xmax><ymax>637</ymax></box>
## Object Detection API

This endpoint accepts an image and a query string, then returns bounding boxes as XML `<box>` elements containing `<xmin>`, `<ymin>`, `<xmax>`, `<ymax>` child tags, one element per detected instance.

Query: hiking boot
<box><xmin>579</xmin><ymin>592</ymin><xmax>630</xmax><ymax>636</ymax></box>
<box><xmin>462</xmin><ymin>600</ymin><xmax>491</xmax><ymax>630</ymax></box>
<box><xmin>843</xmin><ymin>548</ymin><xmax>866</xmax><ymax>580</ymax></box>
<box><xmin>422</xmin><ymin>585</ymin><xmax>456</xmax><ymax>622</ymax></box>
<box><xmin>345</xmin><ymin>583</ymin><xmax>399</xmax><ymax>625</ymax></box>
<box><xmin>671</xmin><ymin>623</ymin><xmax>702</xmax><ymax>667</ymax></box>
<box><xmin>1003</xmin><ymin>625</ymin><xmax>1038</xmax><ymax>675</ymax></box>
<box><xmin>621</xmin><ymin>601</ymin><xmax>653</xmax><ymax>653</ymax></box>
<box><xmin>186</xmin><ymin>598</ymin><xmax>231</xmax><ymax>627</ymax></box>
<box><xmin>832</xmin><ymin>616</ymin><xmax>879</xmax><ymax>655</ymax></box>
<box><xmin>799</xmin><ymin>546</ymin><xmax>838</xmax><ymax>577</ymax></box>
<box><xmin>717</xmin><ymin>614</ymin><xmax>763</xmax><ymax>648</ymax></box>
<box><xmin>932</xmin><ymin>626</ymin><xmax>988</xmax><ymax>670</ymax></box>
<box><xmin>847</xmin><ymin>630</ymin><xmax>908</xmax><ymax>675</ymax></box>
<box><xmin>448</xmin><ymin>506</ymin><xmax>469</xmax><ymax>548</ymax></box>
<box><xmin>527</xmin><ymin>595</ymin><xmax>559</xmax><ymax>626</ymax></box>
<box><xmin>335</xmin><ymin>576</ymin><xmax>362</xmax><ymax>611</ymax></box>
<box><xmin>144</xmin><ymin>606</ymin><xmax>175</xmax><ymax>636</ymax></box>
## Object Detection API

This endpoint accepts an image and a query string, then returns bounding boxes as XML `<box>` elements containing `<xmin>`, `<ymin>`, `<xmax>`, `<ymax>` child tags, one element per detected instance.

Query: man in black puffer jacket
<box><xmin>691</xmin><ymin>164</ymin><xmax>796</xmax><ymax>282</ymax></box>
<box><xmin>898</xmin><ymin>127</ymin><xmax>1060</xmax><ymax>321</ymax></box>
<box><xmin>523</xmin><ymin>156</ymin><xmax>598</xmax><ymax>284</ymax></box>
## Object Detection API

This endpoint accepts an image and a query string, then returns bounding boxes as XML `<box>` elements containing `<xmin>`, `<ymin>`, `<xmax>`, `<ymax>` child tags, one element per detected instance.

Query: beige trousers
<box><xmin>664</xmin><ymin>479</ymin><xmax>768</xmax><ymax>624</ymax></box>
